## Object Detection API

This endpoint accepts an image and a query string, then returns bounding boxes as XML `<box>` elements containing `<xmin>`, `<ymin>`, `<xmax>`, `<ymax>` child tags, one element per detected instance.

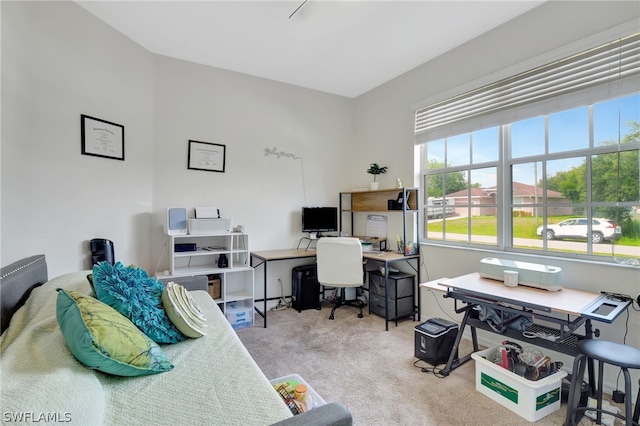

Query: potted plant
<box><xmin>366</xmin><ymin>163</ymin><xmax>388</xmax><ymax>190</ymax></box>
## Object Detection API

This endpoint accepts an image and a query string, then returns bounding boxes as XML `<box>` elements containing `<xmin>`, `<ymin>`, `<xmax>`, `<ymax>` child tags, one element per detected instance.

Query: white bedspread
<box><xmin>1</xmin><ymin>272</ymin><xmax>292</xmax><ymax>425</ymax></box>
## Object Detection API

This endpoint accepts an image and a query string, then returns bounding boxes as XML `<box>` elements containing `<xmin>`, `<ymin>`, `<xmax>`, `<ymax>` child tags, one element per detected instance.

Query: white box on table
<box><xmin>471</xmin><ymin>346</ymin><xmax>567</xmax><ymax>422</ymax></box>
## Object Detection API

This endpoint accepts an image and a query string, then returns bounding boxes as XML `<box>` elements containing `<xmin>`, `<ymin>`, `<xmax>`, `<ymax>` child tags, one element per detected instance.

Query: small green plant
<box><xmin>366</xmin><ymin>163</ymin><xmax>388</xmax><ymax>182</ymax></box>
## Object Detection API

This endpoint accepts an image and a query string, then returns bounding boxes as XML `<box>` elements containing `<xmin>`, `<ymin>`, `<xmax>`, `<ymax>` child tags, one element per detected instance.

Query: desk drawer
<box><xmin>369</xmin><ymin>293</ymin><xmax>414</xmax><ymax>319</ymax></box>
<box><xmin>368</xmin><ymin>271</ymin><xmax>414</xmax><ymax>298</ymax></box>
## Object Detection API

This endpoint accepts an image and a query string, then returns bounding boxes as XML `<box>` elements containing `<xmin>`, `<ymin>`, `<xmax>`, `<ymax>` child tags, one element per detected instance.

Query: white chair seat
<box><xmin>316</xmin><ymin>237</ymin><xmax>365</xmax><ymax>319</ymax></box>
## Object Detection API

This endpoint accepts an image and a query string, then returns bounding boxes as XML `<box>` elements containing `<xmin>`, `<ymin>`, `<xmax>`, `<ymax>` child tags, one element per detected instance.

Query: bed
<box><xmin>0</xmin><ymin>255</ymin><xmax>352</xmax><ymax>425</ymax></box>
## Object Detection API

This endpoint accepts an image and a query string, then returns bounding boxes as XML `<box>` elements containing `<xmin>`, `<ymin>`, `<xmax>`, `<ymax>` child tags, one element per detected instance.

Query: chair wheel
<box><xmin>329</xmin><ymin>315</ymin><xmax>335</xmax><ymax>320</ymax></box>
<box><xmin>357</xmin><ymin>313</ymin><xmax>363</xmax><ymax>318</ymax></box>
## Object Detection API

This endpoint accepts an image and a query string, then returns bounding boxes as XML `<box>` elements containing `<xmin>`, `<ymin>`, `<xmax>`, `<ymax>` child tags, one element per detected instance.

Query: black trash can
<box><xmin>291</xmin><ymin>264</ymin><xmax>321</xmax><ymax>312</ymax></box>
<box><xmin>90</xmin><ymin>238</ymin><xmax>115</xmax><ymax>266</ymax></box>
<box><xmin>414</xmin><ymin>317</ymin><xmax>459</xmax><ymax>366</ymax></box>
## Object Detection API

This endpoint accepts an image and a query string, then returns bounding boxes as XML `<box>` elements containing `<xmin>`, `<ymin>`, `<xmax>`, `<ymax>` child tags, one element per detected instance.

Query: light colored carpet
<box><xmin>236</xmin><ymin>302</ymin><xmax>586</xmax><ymax>426</ymax></box>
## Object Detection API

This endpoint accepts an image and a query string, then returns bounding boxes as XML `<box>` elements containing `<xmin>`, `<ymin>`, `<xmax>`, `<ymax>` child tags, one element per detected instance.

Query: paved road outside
<box><xmin>426</xmin><ymin>232</ymin><xmax>640</xmax><ymax>257</ymax></box>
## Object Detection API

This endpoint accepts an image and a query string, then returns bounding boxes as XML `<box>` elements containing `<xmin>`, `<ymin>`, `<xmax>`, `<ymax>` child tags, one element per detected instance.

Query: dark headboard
<box><xmin>1</xmin><ymin>255</ymin><xmax>48</xmax><ymax>334</ymax></box>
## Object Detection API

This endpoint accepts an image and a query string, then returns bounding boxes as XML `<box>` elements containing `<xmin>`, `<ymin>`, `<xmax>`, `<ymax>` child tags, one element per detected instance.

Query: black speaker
<box><xmin>292</xmin><ymin>265</ymin><xmax>321</xmax><ymax>312</ymax></box>
<box><xmin>90</xmin><ymin>238</ymin><xmax>115</xmax><ymax>266</ymax></box>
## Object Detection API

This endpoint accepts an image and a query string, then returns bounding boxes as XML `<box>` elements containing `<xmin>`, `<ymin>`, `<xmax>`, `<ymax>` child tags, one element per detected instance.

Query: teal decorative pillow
<box><xmin>56</xmin><ymin>289</ymin><xmax>173</xmax><ymax>376</ymax></box>
<box><xmin>92</xmin><ymin>262</ymin><xmax>186</xmax><ymax>344</ymax></box>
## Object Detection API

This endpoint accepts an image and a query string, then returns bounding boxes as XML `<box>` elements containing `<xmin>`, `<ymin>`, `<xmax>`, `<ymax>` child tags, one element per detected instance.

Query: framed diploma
<box><xmin>81</xmin><ymin>114</ymin><xmax>125</xmax><ymax>161</ymax></box>
<box><xmin>188</xmin><ymin>140</ymin><xmax>226</xmax><ymax>173</ymax></box>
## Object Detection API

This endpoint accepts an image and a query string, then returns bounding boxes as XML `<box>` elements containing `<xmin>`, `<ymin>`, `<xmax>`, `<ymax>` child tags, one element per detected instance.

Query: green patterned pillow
<box><xmin>56</xmin><ymin>289</ymin><xmax>173</xmax><ymax>376</ymax></box>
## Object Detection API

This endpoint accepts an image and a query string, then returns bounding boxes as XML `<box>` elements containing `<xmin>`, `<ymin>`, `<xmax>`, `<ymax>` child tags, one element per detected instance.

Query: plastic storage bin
<box><xmin>225</xmin><ymin>300</ymin><xmax>253</xmax><ymax>329</ymax></box>
<box><xmin>471</xmin><ymin>346</ymin><xmax>567</xmax><ymax>422</ymax></box>
<box><xmin>270</xmin><ymin>373</ymin><xmax>326</xmax><ymax>413</ymax></box>
<box><xmin>414</xmin><ymin>318</ymin><xmax>458</xmax><ymax>365</ymax></box>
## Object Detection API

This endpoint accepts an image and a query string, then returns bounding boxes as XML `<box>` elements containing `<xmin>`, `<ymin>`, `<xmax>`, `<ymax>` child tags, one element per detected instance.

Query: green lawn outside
<box><xmin>428</xmin><ymin>216</ymin><xmax>640</xmax><ymax>246</ymax></box>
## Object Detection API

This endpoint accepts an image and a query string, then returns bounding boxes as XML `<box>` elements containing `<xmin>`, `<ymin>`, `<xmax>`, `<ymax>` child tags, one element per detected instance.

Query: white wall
<box><xmin>1</xmin><ymin>1</ymin><xmax>354</xmax><ymax>283</ymax></box>
<box><xmin>353</xmin><ymin>1</ymin><xmax>640</xmax><ymax>390</ymax></box>
<box><xmin>150</xmin><ymin>55</ymin><xmax>354</xmax><ymax>270</ymax></box>
<box><xmin>2</xmin><ymin>1</ymin><xmax>155</xmax><ymax>278</ymax></box>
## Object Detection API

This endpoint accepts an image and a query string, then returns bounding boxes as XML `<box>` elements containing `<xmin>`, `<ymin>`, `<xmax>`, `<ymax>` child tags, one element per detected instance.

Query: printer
<box><xmin>479</xmin><ymin>257</ymin><xmax>563</xmax><ymax>291</ymax></box>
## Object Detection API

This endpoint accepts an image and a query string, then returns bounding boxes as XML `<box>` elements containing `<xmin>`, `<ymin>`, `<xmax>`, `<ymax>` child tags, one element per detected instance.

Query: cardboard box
<box><xmin>207</xmin><ymin>276</ymin><xmax>221</xmax><ymax>299</ymax></box>
<box><xmin>471</xmin><ymin>346</ymin><xmax>567</xmax><ymax>422</ymax></box>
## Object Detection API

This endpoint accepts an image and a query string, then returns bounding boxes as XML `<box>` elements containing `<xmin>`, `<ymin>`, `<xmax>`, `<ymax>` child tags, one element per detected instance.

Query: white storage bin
<box><xmin>269</xmin><ymin>373</ymin><xmax>326</xmax><ymax>411</ymax></box>
<box><xmin>471</xmin><ymin>346</ymin><xmax>567</xmax><ymax>422</ymax></box>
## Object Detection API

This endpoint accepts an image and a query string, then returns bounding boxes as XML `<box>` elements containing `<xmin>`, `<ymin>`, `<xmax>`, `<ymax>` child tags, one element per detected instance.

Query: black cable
<box><xmin>426</xmin><ymin>288</ymin><xmax>460</xmax><ymax>325</ymax></box>
<box><xmin>413</xmin><ymin>359</ymin><xmax>448</xmax><ymax>378</ymax></box>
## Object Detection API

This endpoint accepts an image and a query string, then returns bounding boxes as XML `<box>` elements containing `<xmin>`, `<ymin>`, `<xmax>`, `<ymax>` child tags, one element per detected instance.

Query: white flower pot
<box><xmin>370</xmin><ymin>182</ymin><xmax>379</xmax><ymax>190</ymax></box>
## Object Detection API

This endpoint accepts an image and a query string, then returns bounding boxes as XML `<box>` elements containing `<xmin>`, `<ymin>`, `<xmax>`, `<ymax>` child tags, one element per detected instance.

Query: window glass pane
<box><xmin>513</xmin><ymin>209</ymin><xmax>542</xmax><ymax>251</ymax></box>
<box><xmin>447</xmin><ymin>134</ymin><xmax>470</xmax><ymax>166</ymax></box>
<box><xmin>472</xmin><ymin>127</ymin><xmax>499</xmax><ymax>164</ymax></box>
<box><xmin>469</xmin><ymin>167</ymin><xmax>497</xmax><ymax>205</ymax></box>
<box><xmin>512</xmin><ymin>162</ymin><xmax>543</xmax><ymax>207</ymax></box>
<box><xmin>592</xmin><ymin>151</ymin><xmax>640</xmax><ymax>203</ymax></box>
<box><xmin>426</xmin><ymin>215</ymin><xmax>466</xmax><ymax>242</ymax></box>
<box><xmin>594</xmin><ymin>94</ymin><xmax>640</xmax><ymax>146</ymax></box>
<box><xmin>426</xmin><ymin>139</ymin><xmax>445</xmax><ymax>170</ymax></box>
<box><xmin>549</xmin><ymin>107</ymin><xmax>588</xmax><ymax>153</ymax></box>
<box><xmin>445</xmin><ymin>170</ymin><xmax>468</xmax><ymax>197</ymax></box>
<box><xmin>588</xmin><ymin>208</ymin><xmax>634</xmax><ymax>258</ymax></box>
<box><xmin>546</xmin><ymin>157</ymin><xmax>586</xmax><ymax>204</ymax></box>
<box><xmin>472</xmin><ymin>167</ymin><xmax>497</xmax><ymax>190</ymax></box>
<box><xmin>608</xmin><ymin>204</ymin><xmax>640</xmax><ymax>260</ymax></box>
<box><xmin>425</xmin><ymin>218</ymin><xmax>445</xmax><ymax>241</ymax></box>
<box><xmin>470</xmin><ymin>215</ymin><xmax>497</xmax><ymax>245</ymax></box>
<box><xmin>425</xmin><ymin>173</ymin><xmax>445</xmax><ymax>199</ymax></box>
<box><xmin>512</xmin><ymin>117</ymin><xmax>544</xmax><ymax>158</ymax></box>
<box><xmin>540</xmin><ymin>209</ymin><xmax>588</xmax><ymax>255</ymax></box>
<box><xmin>443</xmin><ymin>216</ymin><xmax>468</xmax><ymax>243</ymax></box>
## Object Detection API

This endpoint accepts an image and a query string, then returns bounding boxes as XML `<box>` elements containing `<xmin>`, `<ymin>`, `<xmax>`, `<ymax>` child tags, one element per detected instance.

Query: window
<box><xmin>416</xmin><ymin>31</ymin><xmax>640</xmax><ymax>264</ymax></box>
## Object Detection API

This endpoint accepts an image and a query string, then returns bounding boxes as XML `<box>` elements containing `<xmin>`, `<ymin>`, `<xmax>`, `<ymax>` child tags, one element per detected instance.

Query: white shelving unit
<box><xmin>167</xmin><ymin>232</ymin><xmax>254</xmax><ymax>327</ymax></box>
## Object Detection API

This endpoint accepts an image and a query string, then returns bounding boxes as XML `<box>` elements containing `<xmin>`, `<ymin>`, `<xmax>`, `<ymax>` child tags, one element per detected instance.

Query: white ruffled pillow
<box><xmin>161</xmin><ymin>282</ymin><xmax>207</xmax><ymax>338</ymax></box>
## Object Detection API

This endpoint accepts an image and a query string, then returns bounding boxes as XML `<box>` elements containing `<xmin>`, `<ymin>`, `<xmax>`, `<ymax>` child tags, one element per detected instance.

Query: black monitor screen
<box><xmin>302</xmin><ymin>207</ymin><xmax>338</xmax><ymax>233</ymax></box>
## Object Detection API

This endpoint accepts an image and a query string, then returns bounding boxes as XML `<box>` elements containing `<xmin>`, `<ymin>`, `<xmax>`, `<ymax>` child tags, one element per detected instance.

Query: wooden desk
<box><xmin>420</xmin><ymin>273</ymin><xmax>630</xmax><ymax>386</ymax></box>
<box><xmin>250</xmin><ymin>249</ymin><xmax>317</xmax><ymax>328</ymax></box>
<box><xmin>251</xmin><ymin>248</ymin><xmax>420</xmax><ymax>329</ymax></box>
<box><xmin>428</xmin><ymin>273</ymin><xmax>601</xmax><ymax>316</ymax></box>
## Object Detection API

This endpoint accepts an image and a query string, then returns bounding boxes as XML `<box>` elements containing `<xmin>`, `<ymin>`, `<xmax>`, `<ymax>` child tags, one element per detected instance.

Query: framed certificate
<box><xmin>81</xmin><ymin>114</ymin><xmax>125</xmax><ymax>161</ymax></box>
<box><xmin>188</xmin><ymin>140</ymin><xmax>226</xmax><ymax>173</ymax></box>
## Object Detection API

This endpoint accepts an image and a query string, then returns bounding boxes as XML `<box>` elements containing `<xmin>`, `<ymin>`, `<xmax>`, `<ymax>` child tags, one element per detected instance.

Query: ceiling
<box><xmin>76</xmin><ymin>1</ymin><xmax>545</xmax><ymax>98</ymax></box>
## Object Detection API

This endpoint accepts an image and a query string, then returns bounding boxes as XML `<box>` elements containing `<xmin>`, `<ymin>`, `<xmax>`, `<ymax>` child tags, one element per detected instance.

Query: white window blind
<box><xmin>415</xmin><ymin>32</ymin><xmax>640</xmax><ymax>144</ymax></box>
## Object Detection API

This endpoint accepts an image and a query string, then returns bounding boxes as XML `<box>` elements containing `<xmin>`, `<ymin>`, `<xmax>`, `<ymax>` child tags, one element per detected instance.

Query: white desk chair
<box><xmin>316</xmin><ymin>237</ymin><xmax>365</xmax><ymax>320</ymax></box>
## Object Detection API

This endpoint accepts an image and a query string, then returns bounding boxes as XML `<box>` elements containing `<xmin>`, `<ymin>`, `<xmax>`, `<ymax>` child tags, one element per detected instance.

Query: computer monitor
<box><xmin>301</xmin><ymin>207</ymin><xmax>338</xmax><ymax>238</ymax></box>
